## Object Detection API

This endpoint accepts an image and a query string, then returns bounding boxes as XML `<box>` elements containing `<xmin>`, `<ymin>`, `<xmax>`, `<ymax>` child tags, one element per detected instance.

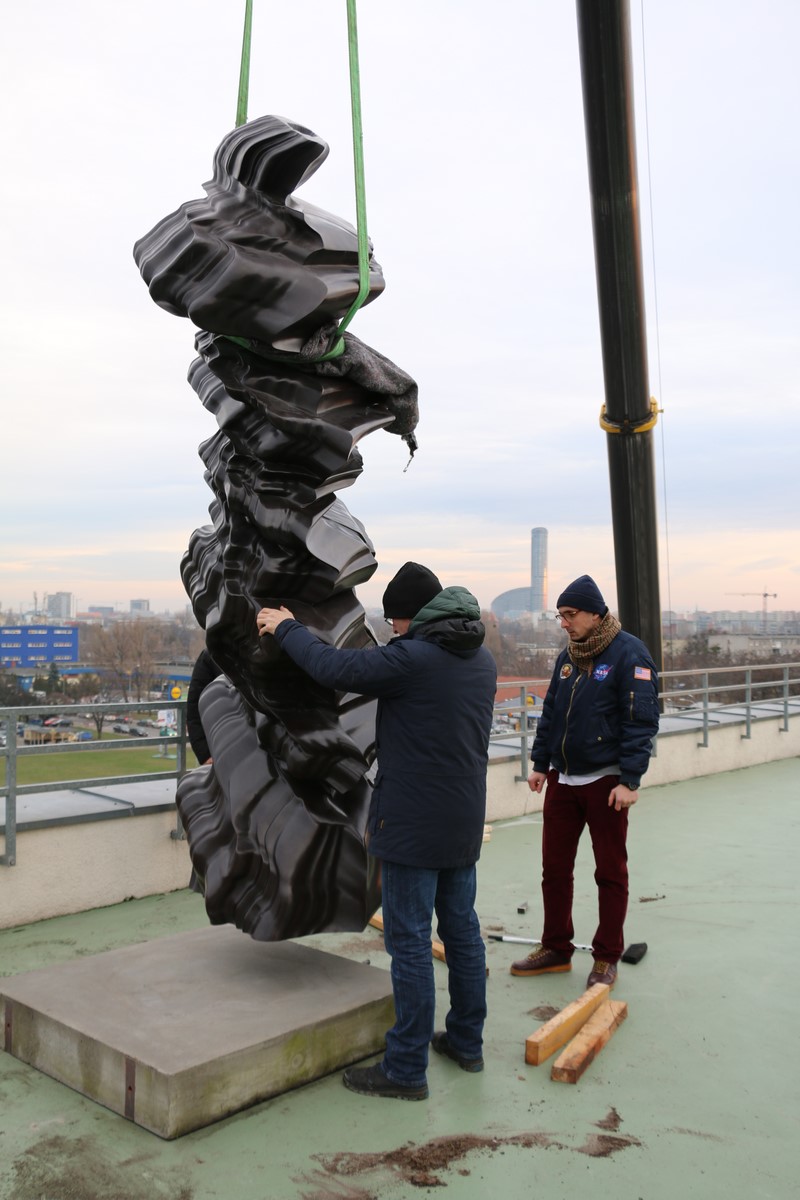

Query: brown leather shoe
<box><xmin>587</xmin><ymin>960</ymin><xmax>618</xmax><ymax>988</ymax></box>
<box><xmin>509</xmin><ymin>946</ymin><xmax>572</xmax><ymax>977</ymax></box>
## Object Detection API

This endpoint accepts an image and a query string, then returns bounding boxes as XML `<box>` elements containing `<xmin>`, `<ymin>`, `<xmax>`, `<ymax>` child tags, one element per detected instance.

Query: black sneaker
<box><xmin>342</xmin><ymin>1062</ymin><xmax>429</xmax><ymax>1101</ymax></box>
<box><xmin>430</xmin><ymin>1031</ymin><xmax>484</xmax><ymax>1073</ymax></box>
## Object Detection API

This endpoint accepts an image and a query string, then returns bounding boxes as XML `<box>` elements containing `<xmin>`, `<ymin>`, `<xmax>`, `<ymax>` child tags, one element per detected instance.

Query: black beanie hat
<box><xmin>556</xmin><ymin>574</ymin><xmax>608</xmax><ymax>616</ymax></box>
<box><xmin>382</xmin><ymin>562</ymin><xmax>442</xmax><ymax>619</ymax></box>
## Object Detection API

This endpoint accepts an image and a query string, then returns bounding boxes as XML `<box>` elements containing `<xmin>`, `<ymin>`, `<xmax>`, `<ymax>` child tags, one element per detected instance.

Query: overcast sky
<box><xmin>1</xmin><ymin>0</ymin><xmax>798</xmax><ymax>619</ymax></box>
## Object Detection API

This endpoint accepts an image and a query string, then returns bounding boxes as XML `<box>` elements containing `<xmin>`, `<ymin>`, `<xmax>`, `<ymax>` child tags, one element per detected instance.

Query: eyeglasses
<box><xmin>554</xmin><ymin>610</ymin><xmax>580</xmax><ymax>622</ymax></box>
<box><xmin>385</xmin><ymin>617</ymin><xmax>395</xmax><ymax>626</ymax></box>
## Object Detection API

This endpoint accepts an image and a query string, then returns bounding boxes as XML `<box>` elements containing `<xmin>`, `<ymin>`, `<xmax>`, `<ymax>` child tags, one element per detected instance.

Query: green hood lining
<box><xmin>410</xmin><ymin>585</ymin><xmax>480</xmax><ymax>631</ymax></box>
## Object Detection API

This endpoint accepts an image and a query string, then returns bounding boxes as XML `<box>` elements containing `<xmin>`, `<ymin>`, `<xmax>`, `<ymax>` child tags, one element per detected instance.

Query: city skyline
<box><xmin>1</xmin><ymin>587</ymin><xmax>795</xmax><ymax>625</ymax></box>
<box><xmin>2</xmin><ymin>2</ymin><xmax>798</xmax><ymax>619</ymax></box>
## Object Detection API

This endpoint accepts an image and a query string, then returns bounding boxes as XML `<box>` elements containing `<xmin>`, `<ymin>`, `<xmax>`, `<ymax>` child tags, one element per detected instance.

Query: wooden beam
<box><xmin>525</xmin><ymin>982</ymin><xmax>611</xmax><ymax>1065</ymax></box>
<box><xmin>550</xmin><ymin>999</ymin><xmax>627</xmax><ymax>1083</ymax></box>
<box><xmin>368</xmin><ymin>913</ymin><xmax>446</xmax><ymax>963</ymax></box>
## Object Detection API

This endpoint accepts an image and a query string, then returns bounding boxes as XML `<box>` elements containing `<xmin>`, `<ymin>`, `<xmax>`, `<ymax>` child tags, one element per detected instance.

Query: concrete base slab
<box><xmin>1</xmin><ymin>925</ymin><xmax>394</xmax><ymax>1139</ymax></box>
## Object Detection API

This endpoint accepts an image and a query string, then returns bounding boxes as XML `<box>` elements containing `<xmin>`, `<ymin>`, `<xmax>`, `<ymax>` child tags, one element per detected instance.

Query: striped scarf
<box><xmin>568</xmin><ymin>611</ymin><xmax>622</xmax><ymax>671</ymax></box>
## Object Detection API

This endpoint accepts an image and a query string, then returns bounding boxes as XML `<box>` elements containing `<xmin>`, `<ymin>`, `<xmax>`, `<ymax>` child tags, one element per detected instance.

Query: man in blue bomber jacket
<box><xmin>257</xmin><ymin>562</ymin><xmax>497</xmax><ymax>1102</ymax></box>
<box><xmin>509</xmin><ymin>574</ymin><xmax>659</xmax><ymax>991</ymax></box>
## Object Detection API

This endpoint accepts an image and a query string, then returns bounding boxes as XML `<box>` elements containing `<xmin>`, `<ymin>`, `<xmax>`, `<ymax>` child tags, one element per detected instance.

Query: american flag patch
<box><xmin>634</xmin><ymin>666</ymin><xmax>652</xmax><ymax>681</ymax></box>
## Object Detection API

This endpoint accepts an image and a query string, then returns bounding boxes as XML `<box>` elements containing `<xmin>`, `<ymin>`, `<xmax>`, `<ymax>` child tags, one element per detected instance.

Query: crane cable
<box><xmin>233</xmin><ymin>0</ymin><xmax>371</xmax><ymax>363</ymax></box>
<box><xmin>638</xmin><ymin>0</ymin><xmax>674</xmax><ymax>664</ymax></box>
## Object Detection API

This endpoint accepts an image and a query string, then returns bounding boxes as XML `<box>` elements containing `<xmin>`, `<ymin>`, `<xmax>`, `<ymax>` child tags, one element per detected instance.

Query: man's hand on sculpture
<box><xmin>257</xmin><ymin>606</ymin><xmax>295</xmax><ymax>636</ymax></box>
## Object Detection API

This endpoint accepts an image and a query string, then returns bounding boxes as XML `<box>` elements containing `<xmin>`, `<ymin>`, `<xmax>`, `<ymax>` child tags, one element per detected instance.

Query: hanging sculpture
<box><xmin>134</xmin><ymin>115</ymin><xmax>418</xmax><ymax>940</ymax></box>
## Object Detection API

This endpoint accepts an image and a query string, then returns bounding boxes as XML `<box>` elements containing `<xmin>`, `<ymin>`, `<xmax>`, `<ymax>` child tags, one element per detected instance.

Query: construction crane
<box><xmin>725</xmin><ymin>589</ymin><xmax>778</xmax><ymax>636</ymax></box>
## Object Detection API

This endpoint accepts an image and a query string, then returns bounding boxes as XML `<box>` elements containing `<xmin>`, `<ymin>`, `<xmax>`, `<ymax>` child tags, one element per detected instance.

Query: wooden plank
<box><xmin>369</xmin><ymin>914</ymin><xmax>446</xmax><ymax>964</ymax></box>
<box><xmin>550</xmin><ymin>999</ymin><xmax>628</xmax><ymax>1083</ymax></box>
<box><xmin>367</xmin><ymin>916</ymin><xmax>490</xmax><ymax>974</ymax></box>
<box><xmin>525</xmin><ymin>983</ymin><xmax>610</xmax><ymax>1065</ymax></box>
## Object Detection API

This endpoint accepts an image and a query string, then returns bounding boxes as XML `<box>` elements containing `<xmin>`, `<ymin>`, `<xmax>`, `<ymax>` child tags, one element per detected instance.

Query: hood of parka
<box><xmin>409</xmin><ymin>585</ymin><xmax>486</xmax><ymax>656</ymax></box>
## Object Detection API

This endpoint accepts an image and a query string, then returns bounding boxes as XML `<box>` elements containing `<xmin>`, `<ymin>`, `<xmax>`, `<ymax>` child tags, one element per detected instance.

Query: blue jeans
<box><xmin>380</xmin><ymin>861</ymin><xmax>487</xmax><ymax>1088</ymax></box>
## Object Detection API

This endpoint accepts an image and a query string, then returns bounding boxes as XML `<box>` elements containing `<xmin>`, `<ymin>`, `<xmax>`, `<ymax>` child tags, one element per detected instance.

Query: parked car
<box><xmin>44</xmin><ymin>717</ymin><xmax>73</xmax><ymax>727</ymax></box>
<box><xmin>128</xmin><ymin>726</ymin><xmax>147</xmax><ymax>737</ymax></box>
<box><xmin>75</xmin><ymin>730</ymin><xmax>93</xmax><ymax>741</ymax></box>
<box><xmin>112</xmin><ymin>724</ymin><xmax>129</xmax><ymax>734</ymax></box>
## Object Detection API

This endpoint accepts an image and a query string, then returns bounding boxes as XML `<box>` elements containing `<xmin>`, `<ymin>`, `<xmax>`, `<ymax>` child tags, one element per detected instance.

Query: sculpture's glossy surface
<box><xmin>134</xmin><ymin>115</ymin><xmax>418</xmax><ymax>939</ymax></box>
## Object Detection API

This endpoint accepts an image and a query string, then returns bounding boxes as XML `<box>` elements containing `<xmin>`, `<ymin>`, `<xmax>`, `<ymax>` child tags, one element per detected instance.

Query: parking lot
<box><xmin>7</xmin><ymin>712</ymin><xmax>177</xmax><ymax>746</ymax></box>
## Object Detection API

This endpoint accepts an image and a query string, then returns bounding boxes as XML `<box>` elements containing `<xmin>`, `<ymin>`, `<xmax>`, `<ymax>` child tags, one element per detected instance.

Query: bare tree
<box><xmin>82</xmin><ymin>620</ymin><xmax>163</xmax><ymax>702</ymax></box>
<box><xmin>158</xmin><ymin>610</ymin><xmax>206</xmax><ymax>663</ymax></box>
<box><xmin>69</xmin><ymin>673</ymin><xmax>115</xmax><ymax>738</ymax></box>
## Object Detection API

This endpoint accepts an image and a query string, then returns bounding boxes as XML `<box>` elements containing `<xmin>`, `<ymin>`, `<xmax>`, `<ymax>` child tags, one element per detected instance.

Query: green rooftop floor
<box><xmin>1</xmin><ymin>757</ymin><xmax>798</xmax><ymax>1199</ymax></box>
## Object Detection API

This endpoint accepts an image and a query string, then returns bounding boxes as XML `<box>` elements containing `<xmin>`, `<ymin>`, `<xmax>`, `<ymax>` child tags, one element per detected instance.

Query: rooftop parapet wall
<box><xmin>1</xmin><ymin>809</ymin><xmax>191</xmax><ymax>929</ymax></box>
<box><xmin>2</xmin><ymin>711</ymin><xmax>798</xmax><ymax>931</ymax></box>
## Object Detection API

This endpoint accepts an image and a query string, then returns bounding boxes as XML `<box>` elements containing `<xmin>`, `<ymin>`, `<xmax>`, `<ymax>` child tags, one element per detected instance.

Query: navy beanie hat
<box><xmin>382</xmin><ymin>562</ymin><xmax>442</xmax><ymax>619</ymax></box>
<box><xmin>556</xmin><ymin>574</ymin><xmax>608</xmax><ymax>616</ymax></box>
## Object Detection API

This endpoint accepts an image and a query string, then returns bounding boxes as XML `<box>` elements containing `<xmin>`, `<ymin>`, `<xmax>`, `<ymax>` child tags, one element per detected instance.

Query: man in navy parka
<box><xmin>257</xmin><ymin>562</ymin><xmax>497</xmax><ymax>1100</ymax></box>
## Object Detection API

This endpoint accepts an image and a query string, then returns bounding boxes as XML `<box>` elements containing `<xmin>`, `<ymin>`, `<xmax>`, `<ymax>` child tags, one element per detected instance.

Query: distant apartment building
<box><xmin>130</xmin><ymin>599</ymin><xmax>150</xmax><ymax>615</ymax></box>
<box><xmin>0</xmin><ymin>625</ymin><xmax>79</xmax><ymax>669</ymax></box>
<box><xmin>662</xmin><ymin>608</ymin><xmax>800</xmax><ymax>641</ymax></box>
<box><xmin>46</xmin><ymin>592</ymin><xmax>73</xmax><ymax>619</ymax></box>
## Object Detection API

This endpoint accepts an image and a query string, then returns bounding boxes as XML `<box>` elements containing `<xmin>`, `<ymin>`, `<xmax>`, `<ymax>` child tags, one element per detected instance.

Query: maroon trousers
<box><xmin>540</xmin><ymin>770</ymin><xmax>629</xmax><ymax>963</ymax></box>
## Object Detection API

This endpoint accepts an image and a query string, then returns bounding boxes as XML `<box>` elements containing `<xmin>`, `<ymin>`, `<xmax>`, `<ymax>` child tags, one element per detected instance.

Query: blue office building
<box><xmin>0</xmin><ymin>625</ymin><xmax>79</xmax><ymax>669</ymax></box>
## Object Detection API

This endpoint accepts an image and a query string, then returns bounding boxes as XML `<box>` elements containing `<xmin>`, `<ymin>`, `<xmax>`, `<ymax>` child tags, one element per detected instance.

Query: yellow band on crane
<box><xmin>599</xmin><ymin>397</ymin><xmax>660</xmax><ymax>434</ymax></box>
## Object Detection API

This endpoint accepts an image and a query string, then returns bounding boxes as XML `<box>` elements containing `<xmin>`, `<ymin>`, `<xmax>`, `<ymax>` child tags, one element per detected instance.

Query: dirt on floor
<box><xmin>307</xmin><ymin>1119</ymin><xmax>641</xmax><ymax>1193</ymax></box>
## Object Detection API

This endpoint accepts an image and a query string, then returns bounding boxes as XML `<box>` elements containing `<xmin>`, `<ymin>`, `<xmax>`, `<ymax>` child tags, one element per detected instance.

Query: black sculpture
<box><xmin>134</xmin><ymin>115</ymin><xmax>418</xmax><ymax>939</ymax></box>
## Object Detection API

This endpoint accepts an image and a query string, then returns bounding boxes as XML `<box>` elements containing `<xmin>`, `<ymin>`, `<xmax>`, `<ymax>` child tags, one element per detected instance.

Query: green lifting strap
<box><xmin>231</xmin><ymin>0</ymin><xmax>371</xmax><ymax>363</ymax></box>
<box><xmin>235</xmin><ymin>0</ymin><xmax>253</xmax><ymax>128</ymax></box>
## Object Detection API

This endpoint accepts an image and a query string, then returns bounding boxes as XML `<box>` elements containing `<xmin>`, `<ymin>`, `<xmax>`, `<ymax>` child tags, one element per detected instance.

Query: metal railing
<box><xmin>3</xmin><ymin>661</ymin><xmax>799</xmax><ymax>867</ymax></box>
<box><xmin>486</xmin><ymin>661</ymin><xmax>800</xmax><ymax>774</ymax></box>
<box><xmin>658</xmin><ymin>662</ymin><xmax>800</xmax><ymax>747</ymax></box>
<box><xmin>489</xmin><ymin>684</ymin><xmax>542</xmax><ymax>782</ymax></box>
<box><xmin>1</xmin><ymin>699</ymin><xmax>188</xmax><ymax>867</ymax></box>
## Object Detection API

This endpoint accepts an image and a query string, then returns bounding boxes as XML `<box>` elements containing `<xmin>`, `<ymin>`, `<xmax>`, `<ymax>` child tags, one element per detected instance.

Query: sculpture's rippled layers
<box><xmin>134</xmin><ymin>115</ymin><xmax>418</xmax><ymax>938</ymax></box>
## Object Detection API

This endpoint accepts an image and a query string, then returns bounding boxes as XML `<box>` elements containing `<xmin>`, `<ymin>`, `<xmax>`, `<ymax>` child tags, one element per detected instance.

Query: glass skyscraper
<box><xmin>530</xmin><ymin>527</ymin><xmax>548</xmax><ymax>614</ymax></box>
